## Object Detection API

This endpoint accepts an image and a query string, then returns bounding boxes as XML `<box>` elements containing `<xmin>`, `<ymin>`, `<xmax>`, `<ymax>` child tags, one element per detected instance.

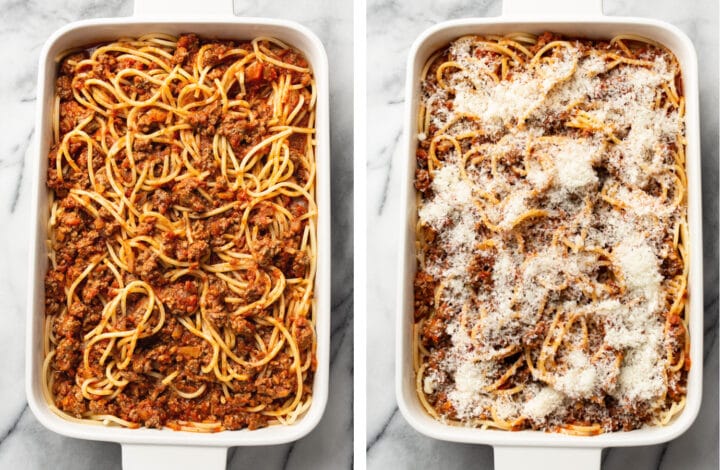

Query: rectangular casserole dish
<box><xmin>395</xmin><ymin>0</ymin><xmax>704</xmax><ymax>469</ymax></box>
<box><xmin>25</xmin><ymin>0</ymin><xmax>331</xmax><ymax>468</ymax></box>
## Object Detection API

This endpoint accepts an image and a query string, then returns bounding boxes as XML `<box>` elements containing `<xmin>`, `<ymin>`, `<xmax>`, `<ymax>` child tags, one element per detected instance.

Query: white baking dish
<box><xmin>394</xmin><ymin>0</ymin><xmax>704</xmax><ymax>468</ymax></box>
<box><xmin>25</xmin><ymin>0</ymin><xmax>331</xmax><ymax>468</ymax></box>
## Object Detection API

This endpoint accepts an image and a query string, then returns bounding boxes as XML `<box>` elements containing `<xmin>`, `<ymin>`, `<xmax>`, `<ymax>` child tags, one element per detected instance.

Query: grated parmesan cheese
<box><xmin>554</xmin><ymin>350</ymin><xmax>598</xmax><ymax>399</ymax></box>
<box><xmin>453</xmin><ymin>47</ymin><xmax>579</xmax><ymax>136</ymax></box>
<box><xmin>617</xmin><ymin>341</ymin><xmax>666</xmax><ymax>402</ymax></box>
<box><xmin>553</xmin><ymin>139</ymin><xmax>601</xmax><ymax>190</ymax></box>
<box><xmin>423</xmin><ymin>372</ymin><xmax>439</xmax><ymax>394</ymax></box>
<box><xmin>415</xmin><ymin>34</ymin><xmax>686</xmax><ymax>430</ymax></box>
<box><xmin>614</xmin><ymin>235</ymin><xmax>662</xmax><ymax>295</ymax></box>
<box><xmin>523</xmin><ymin>387</ymin><xmax>564</xmax><ymax>421</ymax></box>
<box><xmin>500</xmin><ymin>191</ymin><xmax>529</xmax><ymax>229</ymax></box>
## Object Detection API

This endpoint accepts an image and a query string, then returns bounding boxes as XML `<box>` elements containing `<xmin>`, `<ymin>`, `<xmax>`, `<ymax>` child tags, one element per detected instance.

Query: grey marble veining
<box><xmin>0</xmin><ymin>0</ymin><xmax>353</xmax><ymax>469</ymax></box>
<box><xmin>366</xmin><ymin>1</ymin><xmax>718</xmax><ymax>469</ymax></box>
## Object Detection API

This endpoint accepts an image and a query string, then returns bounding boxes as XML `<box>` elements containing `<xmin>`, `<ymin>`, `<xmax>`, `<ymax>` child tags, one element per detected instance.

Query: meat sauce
<box><xmin>45</xmin><ymin>34</ymin><xmax>316</xmax><ymax>431</ymax></box>
<box><xmin>414</xmin><ymin>33</ymin><xmax>688</xmax><ymax>433</ymax></box>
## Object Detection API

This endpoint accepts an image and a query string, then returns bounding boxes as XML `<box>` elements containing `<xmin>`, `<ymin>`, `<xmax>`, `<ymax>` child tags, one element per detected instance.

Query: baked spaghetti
<box><xmin>413</xmin><ymin>32</ymin><xmax>688</xmax><ymax>434</ymax></box>
<box><xmin>44</xmin><ymin>33</ymin><xmax>317</xmax><ymax>431</ymax></box>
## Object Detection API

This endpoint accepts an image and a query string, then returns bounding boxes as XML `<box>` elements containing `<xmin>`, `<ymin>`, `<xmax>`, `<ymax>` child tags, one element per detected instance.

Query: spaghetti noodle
<box><xmin>44</xmin><ymin>33</ymin><xmax>318</xmax><ymax>431</ymax></box>
<box><xmin>413</xmin><ymin>32</ymin><xmax>688</xmax><ymax>434</ymax></box>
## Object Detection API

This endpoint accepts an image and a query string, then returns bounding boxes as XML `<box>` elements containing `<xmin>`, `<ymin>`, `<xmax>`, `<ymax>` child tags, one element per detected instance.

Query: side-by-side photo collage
<box><xmin>0</xmin><ymin>0</ymin><xmax>716</xmax><ymax>469</ymax></box>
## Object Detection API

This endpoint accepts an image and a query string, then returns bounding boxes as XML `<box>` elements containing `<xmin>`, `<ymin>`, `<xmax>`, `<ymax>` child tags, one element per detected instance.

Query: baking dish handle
<box><xmin>122</xmin><ymin>444</ymin><xmax>227</xmax><ymax>470</ymax></box>
<box><xmin>502</xmin><ymin>0</ymin><xmax>603</xmax><ymax>17</ymax></box>
<box><xmin>494</xmin><ymin>446</ymin><xmax>601</xmax><ymax>470</ymax></box>
<box><xmin>133</xmin><ymin>0</ymin><xmax>234</xmax><ymax>17</ymax></box>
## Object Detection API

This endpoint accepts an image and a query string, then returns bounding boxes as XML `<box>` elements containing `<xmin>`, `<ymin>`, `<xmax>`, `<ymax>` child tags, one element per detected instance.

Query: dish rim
<box><xmin>25</xmin><ymin>15</ymin><xmax>332</xmax><ymax>447</ymax></box>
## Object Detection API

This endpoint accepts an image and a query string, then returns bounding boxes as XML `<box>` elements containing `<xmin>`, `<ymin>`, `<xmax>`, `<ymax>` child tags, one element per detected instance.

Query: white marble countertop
<box><xmin>0</xmin><ymin>0</ymin><xmax>353</xmax><ymax>469</ymax></box>
<box><xmin>367</xmin><ymin>0</ymin><xmax>718</xmax><ymax>469</ymax></box>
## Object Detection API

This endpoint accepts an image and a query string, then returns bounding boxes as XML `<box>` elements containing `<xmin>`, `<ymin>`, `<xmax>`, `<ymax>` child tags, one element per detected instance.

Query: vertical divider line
<box><xmin>353</xmin><ymin>0</ymin><xmax>368</xmax><ymax>468</ymax></box>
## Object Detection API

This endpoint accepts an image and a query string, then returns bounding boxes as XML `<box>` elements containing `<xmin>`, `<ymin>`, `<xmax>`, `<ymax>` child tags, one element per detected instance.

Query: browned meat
<box><xmin>46</xmin><ymin>33</ymin><xmax>317</xmax><ymax>432</ymax></box>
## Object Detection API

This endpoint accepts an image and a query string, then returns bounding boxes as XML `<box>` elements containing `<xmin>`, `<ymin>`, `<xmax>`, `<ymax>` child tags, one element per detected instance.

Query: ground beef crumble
<box><xmin>45</xmin><ymin>34</ymin><xmax>317</xmax><ymax>431</ymax></box>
